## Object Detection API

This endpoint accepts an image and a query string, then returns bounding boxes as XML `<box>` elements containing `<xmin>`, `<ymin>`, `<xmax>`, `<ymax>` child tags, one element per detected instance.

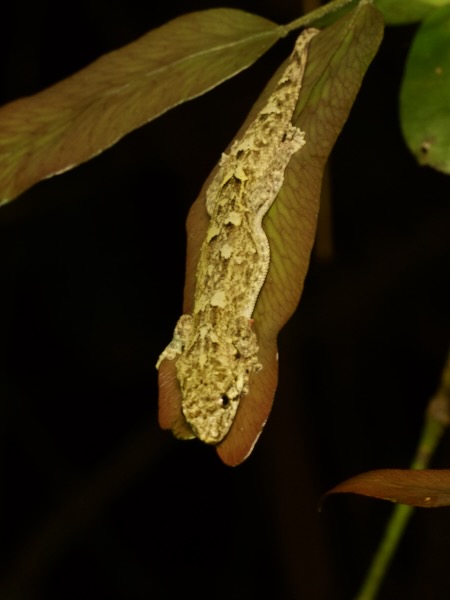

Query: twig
<box><xmin>354</xmin><ymin>349</ymin><xmax>450</xmax><ymax>600</ymax></box>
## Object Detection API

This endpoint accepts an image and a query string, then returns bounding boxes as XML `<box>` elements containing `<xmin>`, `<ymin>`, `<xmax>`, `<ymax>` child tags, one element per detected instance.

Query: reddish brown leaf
<box><xmin>157</xmin><ymin>359</ymin><xmax>194</xmax><ymax>441</ymax></box>
<box><xmin>327</xmin><ymin>469</ymin><xmax>450</xmax><ymax>507</ymax></box>
<box><xmin>217</xmin><ymin>4</ymin><xmax>384</xmax><ymax>465</ymax></box>
<box><xmin>158</xmin><ymin>3</ymin><xmax>384</xmax><ymax>465</ymax></box>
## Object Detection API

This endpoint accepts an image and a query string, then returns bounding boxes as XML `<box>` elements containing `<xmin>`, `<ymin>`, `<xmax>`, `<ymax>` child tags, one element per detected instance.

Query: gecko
<box><xmin>156</xmin><ymin>28</ymin><xmax>319</xmax><ymax>444</ymax></box>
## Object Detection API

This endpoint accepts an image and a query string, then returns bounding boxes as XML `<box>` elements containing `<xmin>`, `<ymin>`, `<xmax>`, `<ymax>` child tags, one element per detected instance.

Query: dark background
<box><xmin>1</xmin><ymin>1</ymin><xmax>449</xmax><ymax>598</ymax></box>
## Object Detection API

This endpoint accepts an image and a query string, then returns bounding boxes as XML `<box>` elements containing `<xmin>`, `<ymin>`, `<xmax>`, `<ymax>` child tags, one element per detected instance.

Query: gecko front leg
<box><xmin>156</xmin><ymin>314</ymin><xmax>193</xmax><ymax>368</ymax></box>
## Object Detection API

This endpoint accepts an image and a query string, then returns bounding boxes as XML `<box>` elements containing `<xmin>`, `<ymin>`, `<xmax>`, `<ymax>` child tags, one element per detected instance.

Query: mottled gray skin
<box><xmin>157</xmin><ymin>29</ymin><xmax>318</xmax><ymax>443</ymax></box>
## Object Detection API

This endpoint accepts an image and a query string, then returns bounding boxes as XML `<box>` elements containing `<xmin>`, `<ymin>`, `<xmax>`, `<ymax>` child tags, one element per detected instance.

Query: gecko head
<box><xmin>176</xmin><ymin>322</ymin><xmax>261</xmax><ymax>445</ymax></box>
<box><xmin>182</xmin><ymin>373</ymin><xmax>245</xmax><ymax>445</ymax></box>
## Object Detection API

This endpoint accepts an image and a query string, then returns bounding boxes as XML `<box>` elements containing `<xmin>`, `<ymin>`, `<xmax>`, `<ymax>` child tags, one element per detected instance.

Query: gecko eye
<box><xmin>220</xmin><ymin>395</ymin><xmax>230</xmax><ymax>408</ymax></box>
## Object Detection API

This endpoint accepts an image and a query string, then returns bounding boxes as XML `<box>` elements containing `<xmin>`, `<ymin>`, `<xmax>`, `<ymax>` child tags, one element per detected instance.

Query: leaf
<box><xmin>326</xmin><ymin>469</ymin><xmax>450</xmax><ymax>507</ymax></box>
<box><xmin>422</xmin><ymin>0</ymin><xmax>450</xmax><ymax>6</ymax></box>
<box><xmin>0</xmin><ymin>8</ymin><xmax>283</xmax><ymax>206</ymax></box>
<box><xmin>374</xmin><ymin>0</ymin><xmax>436</xmax><ymax>24</ymax></box>
<box><xmin>158</xmin><ymin>3</ymin><xmax>384</xmax><ymax>466</ymax></box>
<box><xmin>400</xmin><ymin>5</ymin><xmax>450</xmax><ymax>173</ymax></box>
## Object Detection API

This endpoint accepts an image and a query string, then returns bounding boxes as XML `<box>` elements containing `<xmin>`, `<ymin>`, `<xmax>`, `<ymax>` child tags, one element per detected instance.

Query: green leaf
<box><xmin>0</xmin><ymin>8</ymin><xmax>283</xmax><ymax>206</ymax></box>
<box><xmin>400</xmin><ymin>5</ymin><xmax>450</xmax><ymax>173</ymax></box>
<box><xmin>421</xmin><ymin>0</ymin><xmax>450</xmax><ymax>6</ymax></box>
<box><xmin>326</xmin><ymin>469</ymin><xmax>450</xmax><ymax>507</ymax></box>
<box><xmin>374</xmin><ymin>0</ymin><xmax>438</xmax><ymax>24</ymax></box>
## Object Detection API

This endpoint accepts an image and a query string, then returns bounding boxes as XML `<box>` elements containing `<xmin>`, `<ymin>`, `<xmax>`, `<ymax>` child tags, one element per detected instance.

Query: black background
<box><xmin>1</xmin><ymin>1</ymin><xmax>449</xmax><ymax>598</ymax></box>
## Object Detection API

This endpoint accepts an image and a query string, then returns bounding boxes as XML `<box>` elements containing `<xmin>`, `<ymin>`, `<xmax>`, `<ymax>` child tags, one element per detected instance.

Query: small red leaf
<box><xmin>327</xmin><ymin>469</ymin><xmax>450</xmax><ymax>508</ymax></box>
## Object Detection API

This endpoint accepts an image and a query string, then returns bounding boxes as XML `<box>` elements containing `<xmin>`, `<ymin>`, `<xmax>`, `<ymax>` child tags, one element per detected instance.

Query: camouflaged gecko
<box><xmin>157</xmin><ymin>28</ymin><xmax>318</xmax><ymax>443</ymax></box>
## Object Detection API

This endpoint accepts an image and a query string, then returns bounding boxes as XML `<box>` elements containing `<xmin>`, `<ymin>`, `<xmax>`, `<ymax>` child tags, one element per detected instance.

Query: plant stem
<box><xmin>285</xmin><ymin>0</ymin><xmax>361</xmax><ymax>31</ymax></box>
<box><xmin>354</xmin><ymin>350</ymin><xmax>450</xmax><ymax>600</ymax></box>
